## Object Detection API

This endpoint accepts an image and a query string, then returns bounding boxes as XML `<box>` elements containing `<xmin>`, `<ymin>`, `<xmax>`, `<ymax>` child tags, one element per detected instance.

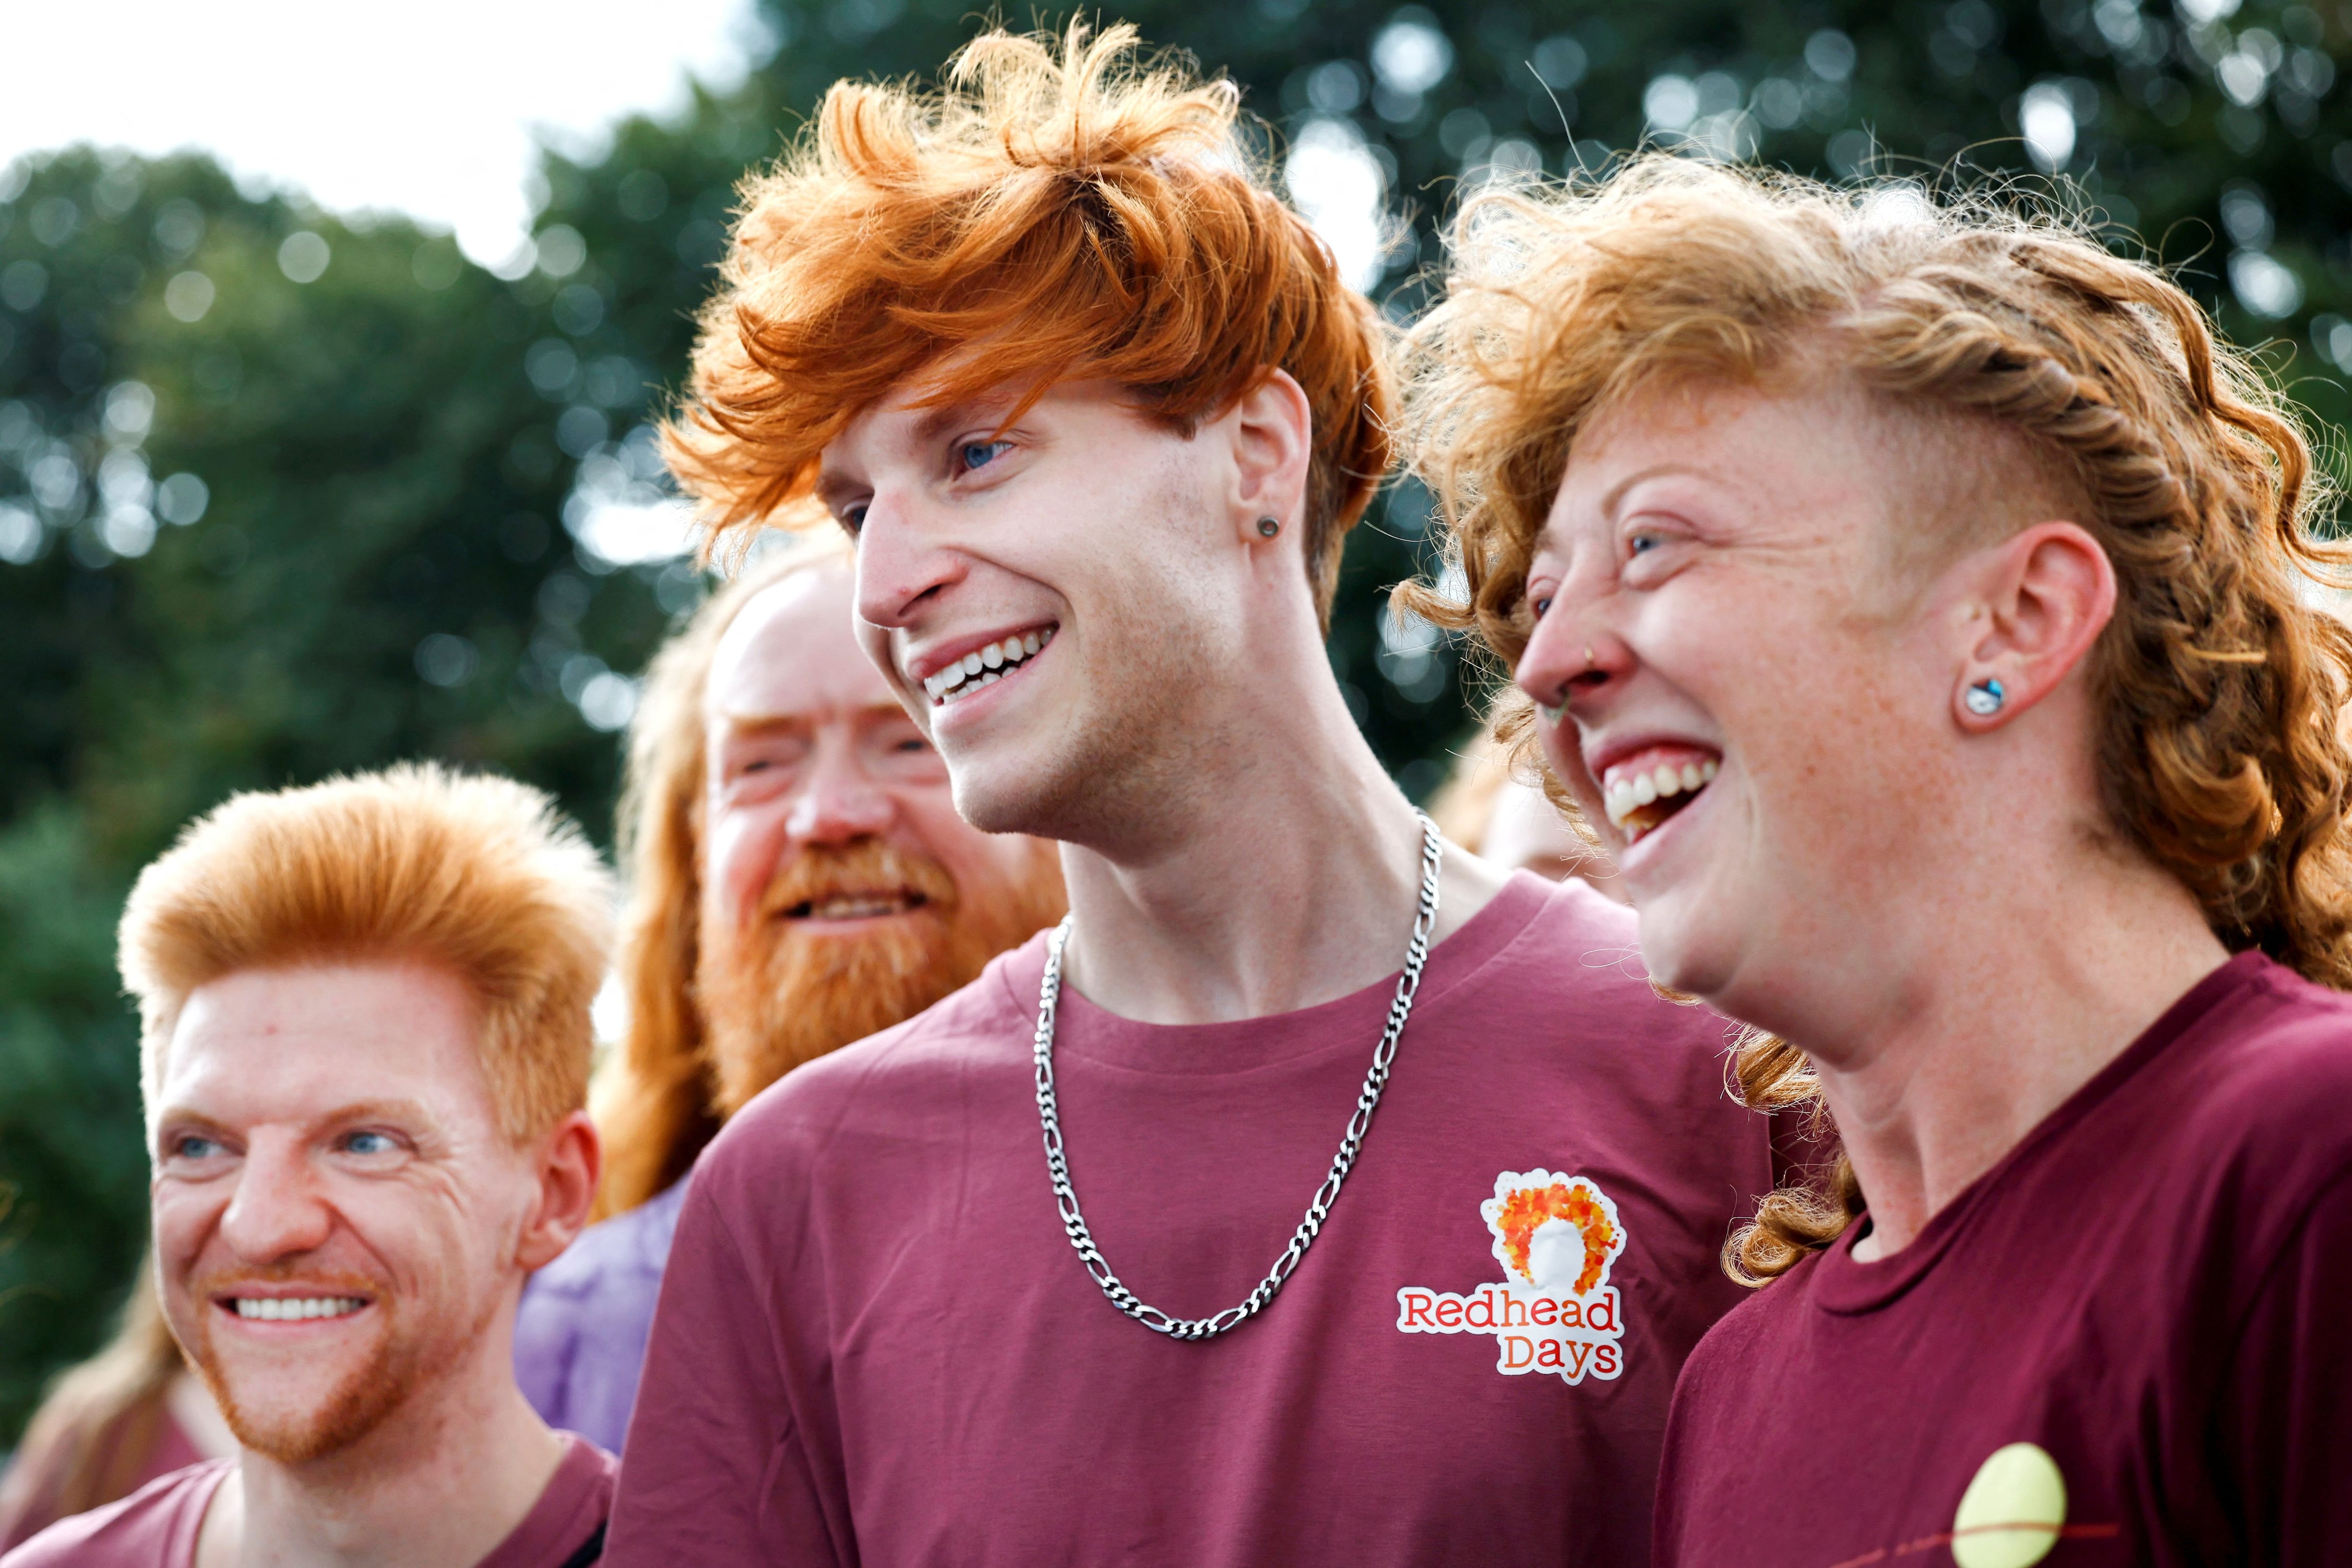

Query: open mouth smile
<box><xmin>224</xmin><ymin>1295</ymin><xmax>370</xmax><ymax>1323</ymax></box>
<box><xmin>917</xmin><ymin>625</ymin><xmax>1056</xmax><ymax>708</ymax></box>
<box><xmin>786</xmin><ymin>889</ymin><xmax>929</xmax><ymax>920</ymax></box>
<box><xmin>1598</xmin><ymin>745</ymin><xmax>1721</xmax><ymax>846</ymax></box>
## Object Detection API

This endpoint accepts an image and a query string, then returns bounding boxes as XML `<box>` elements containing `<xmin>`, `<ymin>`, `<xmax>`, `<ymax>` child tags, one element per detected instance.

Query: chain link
<box><xmin>1031</xmin><ymin>814</ymin><xmax>1445</xmax><ymax>1341</ymax></box>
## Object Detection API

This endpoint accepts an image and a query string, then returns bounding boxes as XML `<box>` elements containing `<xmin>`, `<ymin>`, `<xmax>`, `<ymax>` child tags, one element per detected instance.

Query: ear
<box><xmin>1952</xmin><ymin>521</ymin><xmax>2116</xmax><ymax>732</ymax></box>
<box><xmin>515</xmin><ymin>1109</ymin><xmax>601</xmax><ymax>1272</ymax></box>
<box><xmin>1221</xmin><ymin>369</ymin><xmax>1313</xmax><ymax>549</ymax></box>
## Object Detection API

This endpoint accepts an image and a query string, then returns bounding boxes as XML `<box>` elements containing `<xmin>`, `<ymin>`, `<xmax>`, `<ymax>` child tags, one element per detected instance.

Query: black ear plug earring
<box><xmin>1256</xmin><ymin>516</ymin><xmax>1281</xmax><ymax>538</ymax></box>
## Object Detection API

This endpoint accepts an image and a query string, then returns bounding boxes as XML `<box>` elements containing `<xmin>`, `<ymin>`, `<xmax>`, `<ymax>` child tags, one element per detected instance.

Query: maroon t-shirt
<box><xmin>608</xmin><ymin>874</ymin><xmax>1774</xmax><ymax>1567</ymax></box>
<box><xmin>1655</xmin><ymin>951</ymin><xmax>2352</xmax><ymax>1568</ymax></box>
<box><xmin>0</xmin><ymin>1434</ymin><xmax>615</xmax><ymax>1567</ymax></box>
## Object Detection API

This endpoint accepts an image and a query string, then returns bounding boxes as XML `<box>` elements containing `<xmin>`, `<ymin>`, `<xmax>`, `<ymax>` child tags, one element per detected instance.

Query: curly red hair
<box><xmin>1401</xmin><ymin>157</ymin><xmax>2352</xmax><ymax>1283</ymax></box>
<box><xmin>664</xmin><ymin>23</ymin><xmax>1394</xmax><ymax>624</ymax></box>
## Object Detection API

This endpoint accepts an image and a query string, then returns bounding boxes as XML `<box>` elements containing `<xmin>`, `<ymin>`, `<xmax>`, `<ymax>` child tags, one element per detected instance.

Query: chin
<box><xmin>1629</xmin><ymin>894</ymin><xmax>1740</xmax><ymax>1006</ymax></box>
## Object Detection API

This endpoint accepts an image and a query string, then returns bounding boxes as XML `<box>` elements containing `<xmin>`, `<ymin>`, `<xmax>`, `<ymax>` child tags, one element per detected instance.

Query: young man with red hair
<box><xmin>607</xmin><ymin>30</ymin><xmax>1772</xmax><ymax>1566</ymax></box>
<box><xmin>5</xmin><ymin>766</ymin><xmax>616</xmax><ymax>1568</ymax></box>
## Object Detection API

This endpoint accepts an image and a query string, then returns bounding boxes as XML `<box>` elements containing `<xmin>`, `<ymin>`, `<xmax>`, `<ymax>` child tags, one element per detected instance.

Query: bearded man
<box><xmin>511</xmin><ymin>542</ymin><xmax>1064</xmax><ymax>1454</ymax></box>
<box><xmin>606</xmin><ymin>27</ymin><xmax>1776</xmax><ymax>1568</ymax></box>
<box><xmin>3</xmin><ymin>766</ymin><xmax>615</xmax><ymax>1568</ymax></box>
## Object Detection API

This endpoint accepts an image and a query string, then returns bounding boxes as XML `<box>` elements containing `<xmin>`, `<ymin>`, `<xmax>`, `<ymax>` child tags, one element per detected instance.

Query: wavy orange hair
<box><xmin>1400</xmin><ymin>157</ymin><xmax>2352</xmax><ymax>1282</ymax></box>
<box><xmin>663</xmin><ymin>23</ymin><xmax>1394</xmax><ymax>624</ymax></box>
<box><xmin>588</xmin><ymin>541</ymin><xmax>850</xmax><ymax>1219</ymax></box>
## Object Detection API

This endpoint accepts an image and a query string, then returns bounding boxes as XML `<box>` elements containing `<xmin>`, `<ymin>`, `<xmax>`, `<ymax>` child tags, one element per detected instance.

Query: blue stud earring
<box><xmin>1964</xmin><ymin>678</ymin><xmax>2005</xmax><ymax>716</ymax></box>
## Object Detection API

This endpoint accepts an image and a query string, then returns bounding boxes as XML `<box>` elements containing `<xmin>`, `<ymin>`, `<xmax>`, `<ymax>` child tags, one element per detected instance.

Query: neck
<box><xmin>1059</xmin><ymin>643</ymin><xmax>1508</xmax><ymax>1024</ymax></box>
<box><xmin>199</xmin><ymin>1315</ymin><xmax>568</xmax><ymax>1568</ymax></box>
<box><xmin>1773</xmin><ymin>834</ymin><xmax>2229</xmax><ymax>1260</ymax></box>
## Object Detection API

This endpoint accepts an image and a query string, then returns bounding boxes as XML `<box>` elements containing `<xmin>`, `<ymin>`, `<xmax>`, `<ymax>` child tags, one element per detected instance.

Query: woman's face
<box><xmin>1513</xmin><ymin>379</ymin><xmax>1964</xmax><ymax>1025</ymax></box>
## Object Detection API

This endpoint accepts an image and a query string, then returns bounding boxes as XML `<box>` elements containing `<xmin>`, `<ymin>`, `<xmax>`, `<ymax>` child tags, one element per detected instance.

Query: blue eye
<box><xmin>1629</xmin><ymin>533</ymin><xmax>1661</xmax><ymax>555</ymax></box>
<box><xmin>959</xmin><ymin>440</ymin><xmax>1012</xmax><ymax>471</ymax></box>
<box><xmin>1532</xmin><ymin>596</ymin><xmax>1553</xmax><ymax>618</ymax></box>
<box><xmin>172</xmin><ymin>1134</ymin><xmax>221</xmax><ymax>1160</ymax></box>
<box><xmin>342</xmin><ymin>1131</ymin><xmax>397</xmax><ymax>1156</ymax></box>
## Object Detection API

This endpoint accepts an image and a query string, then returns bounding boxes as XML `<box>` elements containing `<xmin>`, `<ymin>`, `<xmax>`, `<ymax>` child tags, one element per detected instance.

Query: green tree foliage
<box><xmin>6</xmin><ymin>0</ymin><xmax>2352</xmax><ymax>1443</ymax></box>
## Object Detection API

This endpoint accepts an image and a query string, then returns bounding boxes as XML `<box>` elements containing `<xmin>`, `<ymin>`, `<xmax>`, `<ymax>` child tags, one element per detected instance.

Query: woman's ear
<box><xmin>1223</xmin><ymin>369</ymin><xmax>1313</xmax><ymax>548</ymax></box>
<box><xmin>1952</xmin><ymin>521</ymin><xmax>2117</xmax><ymax>731</ymax></box>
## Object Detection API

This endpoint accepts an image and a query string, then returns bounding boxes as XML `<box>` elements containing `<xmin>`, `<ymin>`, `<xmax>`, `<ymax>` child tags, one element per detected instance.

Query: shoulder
<box><xmin>1436</xmin><ymin>873</ymin><xmax>1736</xmax><ymax>1050</ymax></box>
<box><xmin>2164</xmin><ymin>955</ymin><xmax>2352</xmax><ymax>1197</ymax></box>
<box><xmin>1669</xmin><ymin>1256</ymin><xmax>1820</xmax><ymax>1405</ymax></box>
<box><xmin>2159</xmin><ymin>957</ymin><xmax>2352</xmax><ymax>1147</ymax></box>
<box><xmin>690</xmin><ymin>934</ymin><xmax>1043</xmax><ymax>1191</ymax></box>
<box><xmin>0</xmin><ymin>1460</ymin><xmax>230</xmax><ymax>1568</ymax></box>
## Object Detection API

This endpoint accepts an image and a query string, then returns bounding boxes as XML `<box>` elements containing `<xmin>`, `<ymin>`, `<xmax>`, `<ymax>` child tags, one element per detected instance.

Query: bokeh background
<box><xmin>4</xmin><ymin>0</ymin><xmax>2349</xmax><ymax>1444</ymax></box>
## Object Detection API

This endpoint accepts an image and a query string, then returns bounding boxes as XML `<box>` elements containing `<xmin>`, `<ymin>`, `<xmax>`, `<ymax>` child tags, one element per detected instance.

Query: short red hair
<box><xmin>665</xmin><ymin>23</ymin><xmax>1395</xmax><ymax>622</ymax></box>
<box><xmin>119</xmin><ymin>764</ymin><xmax>614</xmax><ymax>1144</ymax></box>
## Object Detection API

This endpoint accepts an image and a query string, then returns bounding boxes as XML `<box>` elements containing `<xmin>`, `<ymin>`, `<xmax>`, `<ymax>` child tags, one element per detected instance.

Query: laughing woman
<box><xmin>1404</xmin><ymin>158</ymin><xmax>2352</xmax><ymax>1568</ymax></box>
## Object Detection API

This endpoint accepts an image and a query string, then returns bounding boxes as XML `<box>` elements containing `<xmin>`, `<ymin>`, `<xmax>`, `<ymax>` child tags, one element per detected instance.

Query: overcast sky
<box><xmin>2</xmin><ymin>0</ymin><xmax>758</xmax><ymax>264</ymax></box>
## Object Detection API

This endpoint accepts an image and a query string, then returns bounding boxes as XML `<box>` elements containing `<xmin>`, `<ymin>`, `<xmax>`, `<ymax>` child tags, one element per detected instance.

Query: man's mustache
<box><xmin>752</xmin><ymin>839</ymin><xmax>959</xmax><ymax>923</ymax></box>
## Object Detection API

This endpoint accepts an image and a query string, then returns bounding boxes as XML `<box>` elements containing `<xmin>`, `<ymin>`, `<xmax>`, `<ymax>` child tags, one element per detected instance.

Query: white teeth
<box><xmin>235</xmin><ymin>1296</ymin><xmax>364</xmax><ymax>1321</ymax></box>
<box><xmin>1600</xmin><ymin>755</ymin><xmax>1723</xmax><ymax>837</ymax></box>
<box><xmin>926</xmin><ymin>627</ymin><xmax>1055</xmax><ymax>707</ymax></box>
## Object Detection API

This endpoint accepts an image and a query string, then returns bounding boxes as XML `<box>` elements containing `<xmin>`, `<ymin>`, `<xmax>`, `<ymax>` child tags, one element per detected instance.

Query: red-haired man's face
<box><xmin>699</xmin><ymin>566</ymin><xmax>1062</xmax><ymax>1110</ymax></box>
<box><xmin>823</xmin><ymin>379</ymin><xmax>1266</xmax><ymax>843</ymax></box>
<box><xmin>148</xmin><ymin>961</ymin><xmax>594</xmax><ymax>1466</ymax></box>
<box><xmin>1513</xmin><ymin>380</ymin><xmax>1962</xmax><ymax>1018</ymax></box>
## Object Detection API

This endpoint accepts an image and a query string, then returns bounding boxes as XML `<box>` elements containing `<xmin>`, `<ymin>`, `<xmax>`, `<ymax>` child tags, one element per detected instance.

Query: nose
<box><xmin>1517</xmin><ymin>598</ymin><xmax>1629</xmax><ymax>721</ymax></box>
<box><xmin>786</xmin><ymin>736</ymin><xmax>897</xmax><ymax>846</ymax></box>
<box><xmin>217</xmin><ymin>1132</ymin><xmax>334</xmax><ymax>1265</ymax></box>
<box><xmin>854</xmin><ymin>494</ymin><xmax>967</xmax><ymax>632</ymax></box>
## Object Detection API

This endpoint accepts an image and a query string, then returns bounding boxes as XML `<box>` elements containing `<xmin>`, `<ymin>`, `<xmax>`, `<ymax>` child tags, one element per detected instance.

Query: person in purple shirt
<box><xmin>1408</xmin><ymin>154</ymin><xmax>2352</xmax><ymax>1565</ymax></box>
<box><xmin>512</xmin><ymin>543</ymin><xmax>1064</xmax><ymax>1453</ymax></box>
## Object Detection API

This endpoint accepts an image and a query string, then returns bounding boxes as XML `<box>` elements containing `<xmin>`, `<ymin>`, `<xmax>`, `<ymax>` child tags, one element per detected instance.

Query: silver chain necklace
<box><xmin>1031</xmin><ymin>814</ymin><xmax>1445</xmax><ymax>1341</ymax></box>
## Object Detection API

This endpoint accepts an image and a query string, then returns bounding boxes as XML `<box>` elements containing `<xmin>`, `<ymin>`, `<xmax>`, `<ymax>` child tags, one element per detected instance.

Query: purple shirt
<box><xmin>514</xmin><ymin>1176</ymin><xmax>690</xmax><ymax>1456</ymax></box>
<box><xmin>608</xmin><ymin>874</ymin><xmax>1775</xmax><ymax>1567</ymax></box>
<box><xmin>1655</xmin><ymin>951</ymin><xmax>2352</xmax><ymax>1567</ymax></box>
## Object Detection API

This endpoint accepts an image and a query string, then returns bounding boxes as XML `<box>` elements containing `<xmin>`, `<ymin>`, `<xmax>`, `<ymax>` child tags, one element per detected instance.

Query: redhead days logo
<box><xmin>1395</xmin><ymin>1170</ymin><xmax>1629</xmax><ymax>1386</ymax></box>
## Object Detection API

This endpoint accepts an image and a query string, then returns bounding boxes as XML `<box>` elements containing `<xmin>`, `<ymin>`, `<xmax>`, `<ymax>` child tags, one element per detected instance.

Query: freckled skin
<box><xmin>700</xmin><ymin>566</ymin><xmax>1051</xmax><ymax>945</ymax></box>
<box><xmin>1514</xmin><ymin>382</ymin><xmax>1969</xmax><ymax>1017</ymax></box>
<box><xmin>150</xmin><ymin>962</ymin><xmax>588</xmax><ymax>1465</ymax></box>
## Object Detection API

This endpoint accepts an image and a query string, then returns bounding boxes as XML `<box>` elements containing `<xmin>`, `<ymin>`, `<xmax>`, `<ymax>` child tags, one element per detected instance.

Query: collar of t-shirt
<box><xmin>1809</xmin><ymin>949</ymin><xmax>2268</xmax><ymax>1315</ymax></box>
<box><xmin>475</xmin><ymin>1434</ymin><xmax>616</xmax><ymax>1568</ymax></box>
<box><xmin>998</xmin><ymin>871</ymin><xmax>1560</xmax><ymax>1076</ymax></box>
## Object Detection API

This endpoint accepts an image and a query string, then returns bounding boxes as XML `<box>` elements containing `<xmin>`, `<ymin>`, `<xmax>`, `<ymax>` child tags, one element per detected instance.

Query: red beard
<box><xmin>698</xmin><ymin>837</ymin><xmax>1064</xmax><ymax>1116</ymax></box>
<box><xmin>173</xmin><ymin>1260</ymin><xmax>481</xmax><ymax>1466</ymax></box>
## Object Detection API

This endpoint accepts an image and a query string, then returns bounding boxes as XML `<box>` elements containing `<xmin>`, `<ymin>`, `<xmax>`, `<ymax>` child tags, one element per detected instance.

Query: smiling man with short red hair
<box><xmin>4</xmin><ymin>765</ymin><xmax>618</xmax><ymax>1568</ymax></box>
<box><xmin>608</xmin><ymin>26</ymin><xmax>1777</xmax><ymax>1568</ymax></box>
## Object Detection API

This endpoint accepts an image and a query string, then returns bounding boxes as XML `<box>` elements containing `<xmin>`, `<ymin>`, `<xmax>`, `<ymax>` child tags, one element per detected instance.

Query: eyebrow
<box><xmin>813</xmin><ymin>396</ymin><xmax>1021</xmax><ymax>512</ymax></box>
<box><xmin>152</xmin><ymin>1098</ymin><xmax>443</xmax><ymax>1146</ymax></box>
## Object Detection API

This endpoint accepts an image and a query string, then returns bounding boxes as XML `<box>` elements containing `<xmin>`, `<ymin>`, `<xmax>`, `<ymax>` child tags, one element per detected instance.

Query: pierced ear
<box><xmin>1952</xmin><ymin>521</ymin><xmax>2116</xmax><ymax>732</ymax></box>
<box><xmin>1224</xmin><ymin>369</ymin><xmax>1313</xmax><ymax>547</ymax></box>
